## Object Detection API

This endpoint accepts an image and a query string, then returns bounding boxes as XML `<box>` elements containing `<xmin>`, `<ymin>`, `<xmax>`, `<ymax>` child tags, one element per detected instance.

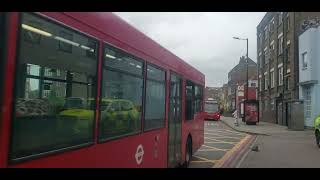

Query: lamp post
<box><xmin>233</xmin><ymin>37</ymin><xmax>249</xmax><ymax>122</ymax></box>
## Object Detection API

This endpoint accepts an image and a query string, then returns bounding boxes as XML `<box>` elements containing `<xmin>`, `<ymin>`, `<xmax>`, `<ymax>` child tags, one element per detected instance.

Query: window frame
<box><xmin>264</xmin><ymin>26</ymin><xmax>268</xmax><ymax>40</ymax></box>
<box><xmin>9</xmin><ymin>12</ymin><xmax>100</xmax><ymax>163</ymax></box>
<box><xmin>278</xmin><ymin>12</ymin><xmax>283</xmax><ymax>26</ymax></box>
<box><xmin>259</xmin><ymin>76</ymin><xmax>262</xmax><ymax>92</ymax></box>
<box><xmin>143</xmin><ymin>62</ymin><xmax>167</xmax><ymax>132</ymax></box>
<box><xmin>264</xmin><ymin>72</ymin><xmax>268</xmax><ymax>90</ymax></box>
<box><xmin>278</xmin><ymin>66</ymin><xmax>283</xmax><ymax>86</ymax></box>
<box><xmin>185</xmin><ymin>80</ymin><xmax>203</xmax><ymax>122</ymax></box>
<box><xmin>302</xmin><ymin>52</ymin><xmax>308</xmax><ymax>69</ymax></box>
<box><xmin>278</xmin><ymin>34</ymin><xmax>283</xmax><ymax>55</ymax></box>
<box><xmin>270</xmin><ymin>69</ymin><xmax>275</xmax><ymax>89</ymax></box>
<box><xmin>98</xmin><ymin>42</ymin><xmax>145</xmax><ymax>143</ymax></box>
<box><xmin>286</xmin><ymin>14</ymin><xmax>290</xmax><ymax>32</ymax></box>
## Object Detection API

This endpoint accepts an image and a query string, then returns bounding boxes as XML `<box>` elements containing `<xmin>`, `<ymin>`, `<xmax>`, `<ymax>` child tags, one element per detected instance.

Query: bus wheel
<box><xmin>316</xmin><ymin>130</ymin><xmax>320</xmax><ymax>148</ymax></box>
<box><xmin>184</xmin><ymin>138</ymin><xmax>192</xmax><ymax>168</ymax></box>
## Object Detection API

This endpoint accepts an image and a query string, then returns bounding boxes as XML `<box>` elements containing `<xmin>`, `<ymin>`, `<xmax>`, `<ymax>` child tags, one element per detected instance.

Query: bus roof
<box><xmin>41</xmin><ymin>12</ymin><xmax>205</xmax><ymax>85</ymax></box>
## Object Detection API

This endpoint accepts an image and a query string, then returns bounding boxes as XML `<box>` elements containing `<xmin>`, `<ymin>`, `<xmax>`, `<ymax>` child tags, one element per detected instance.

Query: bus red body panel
<box><xmin>0</xmin><ymin>12</ymin><xmax>204</xmax><ymax>168</ymax></box>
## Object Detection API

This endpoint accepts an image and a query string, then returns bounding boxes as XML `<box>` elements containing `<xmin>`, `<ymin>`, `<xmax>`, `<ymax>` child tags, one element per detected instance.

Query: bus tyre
<box><xmin>316</xmin><ymin>130</ymin><xmax>320</xmax><ymax>148</ymax></box>
<box><xmin>184</xmin><ymin>138</ymin><xmax>192</xmax><ymax>168</ymax></box>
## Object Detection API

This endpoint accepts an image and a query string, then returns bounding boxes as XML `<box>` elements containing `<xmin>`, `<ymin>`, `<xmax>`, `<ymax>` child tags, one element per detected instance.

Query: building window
<box><xmin>278</xmin><ymin>66</ymin><xmax>283</xmax><ymax>86</ymax></box>
<box><xmin>270</xmin><ymin>70</ymin><xmax>275</xmax><ymax>88</ymax></box>
<box><xmin>259</xmin><ymin>33</ymin><xmax>262</xmax><ymax>46</ymax></box>
<box><xmin>286</xmin><ymin>45</ymin><xmax>290</xmax><ymax>62</ymax></box>
<box><xmin>264</xmin><ymin>47</ymin><xmax>268</xmax><ymax>64</ymax></box>
<box><xmin>278</xmin><ymin>34</ymin><xmax>283</xmax><ymax>55</ymax></box>
<box><xmin>278</xmin><ymin>12</ymin><xmax>283</xmax><ymax>25</ymax></box>
<box><xmin>270</xmin><ymin>18</ymin><xmax>275</xmax><ymax>34</ymax></box>
<box><xmin>259</xmin><ymin>77</ymin><xmax>262</xmax><ymax>92</ymax></box>
<box><xmin>286</xmin><ymin>14</ymin><xmax>290</xmax><ymax>31</ymax></box>
<box><xmin>144</xmin><ymin>64</ymin><xmax>166</xmax><ymax>131</ymax></box>
<box><xmin>264</xmin><ymin>73</ymin><xmax>268</xmax><ymax>90</ymax></box>
<box><xmin>302</xmin><ymin>52</ymin><xmax>308</xmax><ymax>69</ymax></box>
<box><xmin>286</xmin><ymin>76</ymin><xmax>290</xmax><ymax>90</ymax></box>
<box><xmin>303</xmin><ymin>87</ymin><xmax>312</xmax><ymax>119</ymax></box>
<box><xmin>270</xmin><ymin>41</ymin><xmax>275</xmax><ymax>52</ymax></box>
<box><xmin>258</xmin><ymin>52</ymin><xmax>263</xmax><ymax>68</ymax></box>
<box><xmin>271</xmin><ymin>99</ymin><xmax>275</xmax><ymax>111</ymax></box>
<box><xmin>264</xmin><ymin>26</ymin><xmax>268</xmax><ymax>40</ymax></box>
<box><xmin>11</xmin><ymin>13</ymin><xmax>99</xmax><ymax>160</ymax></box>
<box><xmin>99</xmin><ymin>45</ymin><xmax>144</xmax><ymax>141</ymax></box>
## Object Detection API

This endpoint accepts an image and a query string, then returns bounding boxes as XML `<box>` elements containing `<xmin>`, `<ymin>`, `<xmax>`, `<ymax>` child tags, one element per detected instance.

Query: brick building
<box><xmin>227</xmin><ymin>56</ymin><xmax>257</xmax><ymax>111</ymax></box>
<box><xmin>204</xmin><ymin>87</ymin><xmax>222</xmax><ymax>101</ymax></box>
<box><xmin>257</xmin><ymin>12</ymin><xmax>320</xmax><ymax>126</ymax></box>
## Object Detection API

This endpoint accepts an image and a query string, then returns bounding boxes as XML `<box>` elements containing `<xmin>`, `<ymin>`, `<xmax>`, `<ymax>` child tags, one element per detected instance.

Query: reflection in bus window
<box><xmin>99</xmin><ymin>45</ymin><xmax>143</xmax><ymax>140</ymax></box>
<box><xmin>186</xmin><ymin>81</ymin><xmax>203</xmax><ymax>121</ymax></box>
<box><xmin>144</xmin><ymin>65</ymin><xmax>166</xmax><ymax>130</ymax></box>
<box><xmin>186</xmin><ymin>81</ymin><xmax>194</xmax><ymax>121</ymax></box>
<box><xmin>10</xmin><ymin>13</ymin><xmax>98</xmax><ymax>160</ymax></box>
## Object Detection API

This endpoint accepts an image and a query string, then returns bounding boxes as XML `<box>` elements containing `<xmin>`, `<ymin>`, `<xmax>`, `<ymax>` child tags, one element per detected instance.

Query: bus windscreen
<box><xmin>204</xmin><ymin>102</ymin><xmax>218</xmax><ymax>113</ymax></box>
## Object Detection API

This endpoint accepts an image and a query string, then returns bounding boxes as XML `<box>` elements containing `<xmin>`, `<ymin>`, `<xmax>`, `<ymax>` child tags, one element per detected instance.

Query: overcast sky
<box><xmin>115</xmin><ymin>12</ymin><xmax>266</xmax><ymax>87</ymax></box>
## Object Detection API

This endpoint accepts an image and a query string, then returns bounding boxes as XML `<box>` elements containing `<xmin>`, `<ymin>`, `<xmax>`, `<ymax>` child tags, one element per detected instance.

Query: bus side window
<box><xmin>185</xmin><ymin>80</ymin><xmax>194</xmax><ymax>121</ymax></box>
<box><xmin>10</xmin><ymin>13</ymin><xmax>98</xmax><ymax>161</ymax></box>
<box><xmin>144</xmin><ymin>64</ymin><xmax>166</xmax><ymax>131</ymax></box>
<box><xmin>99</xmin><ymin>44</ymin><xmax>144</xmax><ymax>141</ymax></box>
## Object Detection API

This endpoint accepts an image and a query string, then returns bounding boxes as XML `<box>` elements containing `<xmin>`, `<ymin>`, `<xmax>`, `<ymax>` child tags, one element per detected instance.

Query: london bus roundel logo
<box><xmin>135</xmin><ymin>144</ymin><xmax>144</xmax><ymax>165</ymax></box>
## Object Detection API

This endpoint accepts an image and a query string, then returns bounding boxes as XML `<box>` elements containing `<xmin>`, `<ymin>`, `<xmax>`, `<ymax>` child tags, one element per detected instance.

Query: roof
<box><xmin>41</xmin><ymin>12</ymin><xmax>205</xmax><ymax>84</ymax></box>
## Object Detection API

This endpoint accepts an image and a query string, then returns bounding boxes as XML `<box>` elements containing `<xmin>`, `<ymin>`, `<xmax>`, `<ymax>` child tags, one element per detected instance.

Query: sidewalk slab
<box><xmin>220</xmin><ymin>116</ymin><xmax>309</xmax><ymax>136</ymax></box>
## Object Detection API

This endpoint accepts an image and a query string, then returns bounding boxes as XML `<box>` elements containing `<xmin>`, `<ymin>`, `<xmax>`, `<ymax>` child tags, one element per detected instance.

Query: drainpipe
<box><xmin>282</xmin><ymin>12</ymin><xmax>285</xmax><ymax>125</ymax></box>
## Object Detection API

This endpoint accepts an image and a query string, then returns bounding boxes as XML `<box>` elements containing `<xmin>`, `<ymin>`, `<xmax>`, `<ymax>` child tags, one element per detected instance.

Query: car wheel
<box><xmin>316</xmin><ymin>131</ymin><xmax>320</xmax><ymax>148</ymax></box>
<box><xmin>184</xmin><ymin>138</ymin><xmax>192</xmax><ymax>168</ymax></box>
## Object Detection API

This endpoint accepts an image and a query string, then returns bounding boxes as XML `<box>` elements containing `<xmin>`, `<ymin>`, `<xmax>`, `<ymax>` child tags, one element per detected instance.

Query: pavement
<box><xmin>220</xmin><ymin>116</ymin><xmax>291</xmax><ymax>136</ymax></box>
<box><xmin>219</xmin><ymin>116</ymin><xmax>320</xmax><ymax>168</ymax></box>
<box><xmin>239</xmin><ymin>130</ymin><xmax>320</xmax><ymax>168</ymax></box>
<box><xmin>189</xmin><ymin>120</ymin><xmax>254</xmax><ymax>168</ymax></box>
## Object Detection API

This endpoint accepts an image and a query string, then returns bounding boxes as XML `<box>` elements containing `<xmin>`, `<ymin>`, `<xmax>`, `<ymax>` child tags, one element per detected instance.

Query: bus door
<box><xmin>0</xmin><ymin>13</ymin><xmax>6</xmax><ymax>109</ymax></box>
<box><xmin>0</xmin><ymin>13</ymin><xmax>6</xmax><ymax>123</ymax></box>
<box><xmin>168</xmin><ymin>73</ymin><xmax>182</xmax><ymax>167</ymax></box>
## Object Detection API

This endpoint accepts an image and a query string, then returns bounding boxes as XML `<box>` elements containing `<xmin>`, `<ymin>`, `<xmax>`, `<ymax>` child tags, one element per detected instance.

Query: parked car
<box><xmin>314</xmin><ymin>113</ymin><xmax>320</xmax><ymax>147</ymax></box>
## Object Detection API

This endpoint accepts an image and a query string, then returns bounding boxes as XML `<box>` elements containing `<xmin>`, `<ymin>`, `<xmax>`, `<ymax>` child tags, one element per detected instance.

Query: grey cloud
<box><xmin>115</xmin><ymin>12</ymin><xmax>265</xmax><ymax>87</ymax></box>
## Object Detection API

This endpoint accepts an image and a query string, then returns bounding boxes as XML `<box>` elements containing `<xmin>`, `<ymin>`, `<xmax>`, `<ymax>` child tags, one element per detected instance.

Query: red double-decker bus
<box><xmin>0</xmin><ymin>12</ymin><xmax>205</xmax><ymax>168</ymax></box>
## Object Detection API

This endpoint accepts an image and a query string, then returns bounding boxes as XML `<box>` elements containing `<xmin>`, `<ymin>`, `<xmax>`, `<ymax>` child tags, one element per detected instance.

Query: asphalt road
<box><xmin>189</xmin><ymin>120</ymin><xmax>248</xmax><ymax>168</ymax></box>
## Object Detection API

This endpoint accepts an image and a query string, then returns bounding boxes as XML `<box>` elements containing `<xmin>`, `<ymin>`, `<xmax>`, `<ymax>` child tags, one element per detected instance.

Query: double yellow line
<box><xmin>213</xmin><ymin>135</ymin><xmax>253</xmax><ymax>168</ymax></box>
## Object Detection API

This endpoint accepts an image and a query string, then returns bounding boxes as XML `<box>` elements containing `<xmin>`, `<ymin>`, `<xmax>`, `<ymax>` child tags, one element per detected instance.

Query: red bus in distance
<box><xmin>0</xmin><ymin>12</ymin><xmax>205</xmax><ymax>168</ymax></box>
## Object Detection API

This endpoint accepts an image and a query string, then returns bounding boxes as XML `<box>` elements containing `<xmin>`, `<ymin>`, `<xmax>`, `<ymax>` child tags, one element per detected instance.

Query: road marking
<box><xmin>205</xmin><ymin>129</ymin><xmax>246</xmax><ymax>136</ymax></box>
<box><xmin>198</xmin><ymin>149</ymin><xmax>228</xmax><ymax>152</ymax></box>
<box><xmin>190</xmin><ymin>160</ymin><xmax>218</xmax><ymax>163</ymax></box>
<box><xmin>204</xmin><ymin>141</ymin><xmax>238</xmax><ymax>144</ymax></box>
<box><xmin>201</xmin><ymin>144</ymin><xmax>229</xmax><ymax>151</ymax></box>
<box><xmin>214</xmin><ymin>129</ymin><xmax>246</xmax><ymax>135</ymax></box>
<box><xmin>193</xmin><ymin>155</ymin><xmax>213</xmax><ymax>162</ymax></box>
<box><xmin>204</xmin><ymin>137</ymin><xmax>238</xmax><ymax>144</ymax></box>
<box><xmin>235</xmin><ymin>136</ymin><xmax>258</xmax><ymax>168</ymax></box>
<box><xmin>204</xmin><ymin>131</ymin><xmax>246</xmax><ymax>136</ymax></box>
<box><xmin>204</xmin><ymin>133</ymin><xmax>243</xmax><ymax>139</ymax></box>
<box><xmin>210</xmin><ymin>136</ymin><xmax>243</xmax><ymax>140</ymax></box>
<box><xmin>213</xmin><ymin>135</ymin><xmax>252</xmax><ymax>168</ymax></box>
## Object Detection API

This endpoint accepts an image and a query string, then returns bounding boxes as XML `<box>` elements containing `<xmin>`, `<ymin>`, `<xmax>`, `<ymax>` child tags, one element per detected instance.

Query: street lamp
<box><xmin>233</xmin><ymin>36</ymin><xmax>249</xmax><ymax>122</ymax></box>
